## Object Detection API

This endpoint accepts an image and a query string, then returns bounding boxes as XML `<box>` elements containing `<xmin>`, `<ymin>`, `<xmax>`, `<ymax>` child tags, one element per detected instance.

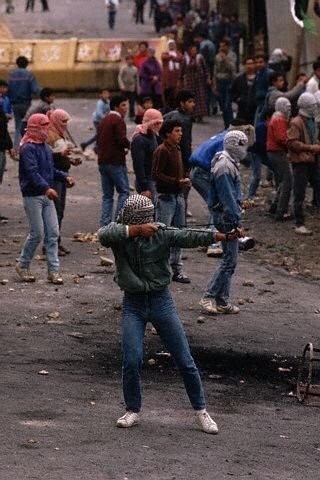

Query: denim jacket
<box><xmin>208</xmin><ymin>151</ymin><xmax>242</xmax><ymax>230</ymax></box>
<box><xmin>98</xmin><ymin>223</ymin><xmax>214</xmax><ymax>293</ymax></box>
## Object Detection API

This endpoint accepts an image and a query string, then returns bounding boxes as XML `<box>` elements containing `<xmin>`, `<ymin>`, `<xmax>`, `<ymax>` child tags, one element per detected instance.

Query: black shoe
<box><xmin>80</xmin><ymin>142</ymin><xmax>86</xmax><ymax>151</ymax></box>
<box><xmin>172</xmin><ymin>273</ymin><xmax>191</xmax><ymax>284</ymax></box>
<box><xmin>59</xmin><ymin>244</ymin><xmax>71</xmax><ymax>255</ymax></box>
<box><xmin>238</xmin><ymin>237</ymin><xmax>255</xmax><ymax>251</ymax></box>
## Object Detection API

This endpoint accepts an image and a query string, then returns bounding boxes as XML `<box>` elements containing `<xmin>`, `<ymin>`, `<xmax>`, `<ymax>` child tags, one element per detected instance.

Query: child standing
<box><xmin>118</xmin><ymin>55</ymin><xmax>139</xmax><ymax>120</ymax></box>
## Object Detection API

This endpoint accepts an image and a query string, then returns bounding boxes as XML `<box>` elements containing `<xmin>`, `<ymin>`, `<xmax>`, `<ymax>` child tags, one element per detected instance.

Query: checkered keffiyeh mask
<box><xmin>118</xmin><ymin>194</ymin><xmax>155</xmax><ymax>225</ymax></box>
<box><xmin>223</xmin><ymin>130</ymin><xmax>248</xmax><ymax>163</ymax></box>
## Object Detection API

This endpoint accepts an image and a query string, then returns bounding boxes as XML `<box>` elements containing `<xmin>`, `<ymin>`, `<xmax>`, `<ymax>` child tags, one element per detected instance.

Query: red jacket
<box><xmin>266</xmin><ymin>114</ymin><xmax>288</xmax><ymax>152</ymax></box>
<box><xmin>97</xmin><ymin>112</ymin><xmax>130</xmax><ymax>165</ymax></box>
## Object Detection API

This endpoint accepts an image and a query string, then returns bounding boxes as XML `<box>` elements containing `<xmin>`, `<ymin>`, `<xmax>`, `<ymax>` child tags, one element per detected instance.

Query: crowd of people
<box><xmin>1</xmin><ymin>2</ymin><xmax>320</xmax><ymax>433</ymax></box>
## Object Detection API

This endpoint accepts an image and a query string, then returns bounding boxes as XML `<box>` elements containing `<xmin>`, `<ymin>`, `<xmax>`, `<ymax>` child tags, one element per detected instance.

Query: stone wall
<box><xmin>0</xmin><ymin>37</ymin><xmax>166</xmax><ymax>91</ymax></box>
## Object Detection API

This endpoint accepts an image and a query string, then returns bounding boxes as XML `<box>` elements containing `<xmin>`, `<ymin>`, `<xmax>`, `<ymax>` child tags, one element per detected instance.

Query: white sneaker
<box><xmin>116</xmin><ymin>411</ymin><xmax>139</xmax><ymax>428</ymax></box>
<box><xmin>195</xmin><ymin>410</ymin><xmax>219</xmax><ymax>434</ymax></box>
<box><xmin>216</xmin><ymin>303</ymin><xmax>240</xmax><ymax>314</ymax></box>
<box><xmin>207</xmin><ymin>243</ymin><xmax>223</xmax><ymax>257</ymax></box>
<box><xmin>294</xmin><ymin>225</ymin><xmax>313</xmax><ymax>236</ymax></box>
<box><xmin>48</xmin><ymin>272</ymin><xmax>64</xmax><ymax>284</ymax></box>
<box><xmin>199</xmin><ymin>298</ymin><xmax>217</xmax><ymax>314</ymax></box>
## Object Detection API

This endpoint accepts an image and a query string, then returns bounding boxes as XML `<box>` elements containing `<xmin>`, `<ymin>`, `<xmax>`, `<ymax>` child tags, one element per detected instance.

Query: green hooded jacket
<box><xmin>98</xmin><ymin>222</ymin><xmax>214</xmax><ymax>294</ymax></box>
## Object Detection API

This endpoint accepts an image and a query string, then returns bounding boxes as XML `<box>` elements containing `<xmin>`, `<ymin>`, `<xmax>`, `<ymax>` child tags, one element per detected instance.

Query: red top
<box><xmin>97</xmin><ymin>112</ymin><xmax>130</xmax><ymax>165</ymax></box>
<box><xmin>133</xmin><ymin>52</ymin><xmax>148</xmax><ymax>70</ymax></box>
<box><xmin>267</xmin><ymin>114</ymin><xmax>288</xmax><ymax>152</ymax></box>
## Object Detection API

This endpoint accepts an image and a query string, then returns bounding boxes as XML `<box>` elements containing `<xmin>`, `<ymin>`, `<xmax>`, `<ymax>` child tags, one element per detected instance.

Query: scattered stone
<box><xmin>148</xmin><ymin>358</ymin><xmax>156</xmax><ymax>365</ymax></box>
<box><xmin>243</xmin><ymin>280</ymin><xmax>255</xmax><ymax>287</ymax></box>
<box><xmin>113</xmin><ymin>303</ymin><xmax>122</xmax><ymax>311</ymax></box>
<box><xmin>244</xmin><ymin>297</ymin><xmax>254</xmax><ymax>303</ymax></box>
<box><xmin>38</xmin><ymin>370</ymin><xmax>49</xmax><ymax>375</ymax></box>
<box><xmin>47</xmin><ymin>311</ymin><xmax>60</xmax><ymax>319</ymax></box>
<box><xmin>68</xmin><ymin>332</ymin><xmax>84</xmax><ymax>339</ymax></box>
<box><xmin>100</xmin><ymin>256</ymin><xmax>114</xmax><ymax>267</ymax></box>
<box><xmin>208</xmin><ymin>374</ymin><xmax>222</xmax><ymax>380</ymax></box>
<box><xmin>278</xmin><ymin>367</ymin><xmax>292</xmax><ymax>372</ymax></box>
<box><xmin>265</xmin><ymin>279</ymin><xmax>275</xmax><ymax>285</ymax></box>
<box><xmin>155</xmin><ymin>351</ymin><xmax>171</xmax><ymax>358</ymax></box>
<box><xmin>1</xmin><ymin>279</ymin><xmax>9</xmax><ymax>285</ymax></box>
<box><xmin>197</xmin><ymin>316</ymin><xmax>205</xmax><ymax>324</ymax></box>
<box><xmin>238</xmin><ymin>299</ymin><xmax>245</xmax><ymax>305</ymax></box>
<box><xmin>72</xmin><ymin>232</ymin><xmax>98</xmax><ymax>243</ymax></box>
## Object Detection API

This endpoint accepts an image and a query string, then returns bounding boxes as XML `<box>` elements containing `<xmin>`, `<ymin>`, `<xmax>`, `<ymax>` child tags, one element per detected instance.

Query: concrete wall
<box><xmin>0</xmin><ymin>37</ymin><xmax>166</xmax><ymax>91</ymax></box>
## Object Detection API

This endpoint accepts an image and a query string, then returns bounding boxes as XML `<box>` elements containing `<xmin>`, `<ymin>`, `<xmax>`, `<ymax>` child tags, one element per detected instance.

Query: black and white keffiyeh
<box><xmin>118</xmin><ymin>194</ymin><xmax>155</xmax><ymax>225</ymax></box>
<box><xmin>223</xmin><ymin>130</ymin><xmax>248</xmax><ymax>164</ymax></box>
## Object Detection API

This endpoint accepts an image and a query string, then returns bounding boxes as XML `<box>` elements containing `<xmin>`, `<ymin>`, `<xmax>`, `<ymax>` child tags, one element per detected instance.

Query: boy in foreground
<box><xmin>98</xmin><ymin>194</ymin><xmax>238</xmax><ymax>433</ymax></box>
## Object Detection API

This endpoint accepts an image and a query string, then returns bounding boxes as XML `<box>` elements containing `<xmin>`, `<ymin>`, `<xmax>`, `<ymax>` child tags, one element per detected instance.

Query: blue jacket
<box><xmin>208</xmin><ymin>151</ymin><xmax>242</xmax><ymax>228</ymax></box>
<box><xmin>19</xmin><ymin>142</ymin><xmax>67</xmax><ymax>197</ymax></box>
<box><xmin>189</xmin><ymin>131</ymin><xmax>225</xmax><ymax>171</ymax></box>
<box><xmin>93</xmin><ymin>98</ymin><xmax>110</xmax><ymax>123</ymax></box>
<box><xmin>0</xmin><ymin>95</ymin><xmax>12</xmax><ymax>115</ymax></box>
<box><xmin>254</xmin><ymin>67</ymin><xmax>272</xmax><ymax>105</ymax></box>
<box><xmin>8</xmin><ymin>68</ymin><xmax>40</xmax><ymax>104</ymax></box>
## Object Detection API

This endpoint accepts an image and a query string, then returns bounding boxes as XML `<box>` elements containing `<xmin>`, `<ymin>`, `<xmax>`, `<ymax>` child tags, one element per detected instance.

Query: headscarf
<box><xmin>131</xmin><ymin>109</ymin><xmax>163</xmax><ymax>140</ymax></box>
<box><xmin>118</xmin><ymin>194</ymin><xmax>154</xmax><ymax>225</ymax></box>
<box><xmin>20</xmin><ymin>113</ymin><xmax>50</xmax><ymax>148</ymax></box>
<box><xmin>298</xmin><ymin>92</ymin><xmax>317</xmax><ymax>118</ymax></box>
<box><xmin>223</xmin><ymin>130</ymin><xmax>248</xmax><ymax>163</ymax></box>
<box><xmin>47</xmin><ymin>108</ymin><xmax>71</xmax><ymax>137</ymax></box>
<box><xmin>274</xmin><ymin>97</ymin><xmax>291</xmax><ymax>120</ymax></box>
<box><xmin>269</xmin><ymin>48</ymin><xmax>284</xmax><ymax>64</ymax></box>
<box><xmin>166</xmin><ymin>40</ymin><xmax>180</xmax><ymax>71</ymax></box>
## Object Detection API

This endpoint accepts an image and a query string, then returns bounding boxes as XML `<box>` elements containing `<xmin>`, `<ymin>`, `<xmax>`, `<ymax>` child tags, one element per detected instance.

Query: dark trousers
<box><xmin>135</xmin><ymin>1</ymin><xmax>145</xmax><ymax>23</ymax></box>
<box><xmin>123</xmin><ymin>91</ymin><xmax>136</xmax><ymax>118</ymax></box>
<box><xmin>216</xmin><ymin>79</ymin><xmax>233</xmax><ymax>129</ymax></box>
<box><xmin>53</xmin><ymin>180</ymin><xmax>67</xmax><ymax>243</ymax></box>
<box><xmin>268</xmin><ymin>151</ymin><xmax>292</xmax><ymax>218</ymax></box>
<box><xmin>25</xmin><ymin>0</ymin><xmax>34</xmax><ymax>11</ymax></box>
<box><xmin>41</xmin><ymin>0</ymin><xmax>49</xmax><ymax>10</ymax></box>
<box><xmin>108</xmin><ymin>10</ymin><xmax>116</xmax><ymax>29</ymax></box>
<box><xmin>292</xmin><ymin>162</ymin><xmax>320</xmax><ymax>226</ymax></box>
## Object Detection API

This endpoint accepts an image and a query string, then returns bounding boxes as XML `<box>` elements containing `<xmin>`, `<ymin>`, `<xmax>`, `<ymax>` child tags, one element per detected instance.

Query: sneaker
<box><xmin>207</xmin><ymin>243</ymin><xmax>223</xmax><ymax>257</ymax></box>
<box><xmin>216</xmin><ymin>304</ymin><xmax>240</xmax><ymax>314</ymax></box>
<box><xmin>16</xmin><ymin>264</ymin><xmax>36</xmax><ymax>282</ymax></box>
<box><xmin>116</xmin><ymin>411</ymin><xmax>139</xmax><ymax>428</ymax></box>
<box><xmin>294</xmin><ymin>225</ymin><xmax>313</xmax><ymax>236</ymax></box>
<box><xmin>48</xmin><ymin>272</ymin><xmax>64</xmax><ymax>284</ymax></box>
<box><xmin>195</xmin><ymin>410</ymin><xmax>219</xmax><ymax>434</ymax></box>
<box><xmin>199</xmin><ymin>298</ymin><xmax>217</xmax><ymax>314</ymax></box>
<box><xmin>172</xmin><ymin>272</ymin><xmax>191</xmax><ymax>284</ymax></box>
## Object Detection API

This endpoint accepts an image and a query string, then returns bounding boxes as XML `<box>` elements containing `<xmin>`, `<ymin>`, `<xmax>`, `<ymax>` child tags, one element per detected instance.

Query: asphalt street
<box><xmin>1</xmin><ymin>3</ymin><xmax>320</xmax><ymax>480</ymax></box>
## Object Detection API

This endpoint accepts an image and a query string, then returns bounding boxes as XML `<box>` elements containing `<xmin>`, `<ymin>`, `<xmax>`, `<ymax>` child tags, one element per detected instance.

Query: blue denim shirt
<box><xmin>19</xmin><ymin>142</ymin><xmax>67</xmax><ymax>197</ymax></box>
<box><xmin>8</xmin><ymin>68</ymin><xmax>40</xmax><ymax>104</ymax></box>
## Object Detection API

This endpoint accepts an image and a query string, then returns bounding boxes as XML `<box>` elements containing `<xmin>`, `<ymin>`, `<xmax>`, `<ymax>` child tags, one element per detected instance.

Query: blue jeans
<box><xmin>122</xmin><ymin>287</ymin><xmax>206</xmax><ymax>412</ymax></box>
<box><xmin>19</xmin><ymin>195</ymin><xmax>60</xmax><ymax>272</ymax></box>
<box><xmin>98</xmin><ymin>163</ymin><xmax>130</xmax><ymax>226</ymax></box>
<box><xmin>12</xmin><ymin>102</ymin><xmax>30</xmax><ymax>150</ymax></box>
<box><xmin>203</xmin><ymin>211</ymin><xmax>238</xmax><ymax>306</ymax></box>
<box><xmin>156</xmin><ymin>193</ymin><xmax>185</xmax><ymax>275</ymax></box>
<box><xmin>248</xmin><ymin>152</ymin><xmax>273</xmax><ymax>199</ymax></box>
